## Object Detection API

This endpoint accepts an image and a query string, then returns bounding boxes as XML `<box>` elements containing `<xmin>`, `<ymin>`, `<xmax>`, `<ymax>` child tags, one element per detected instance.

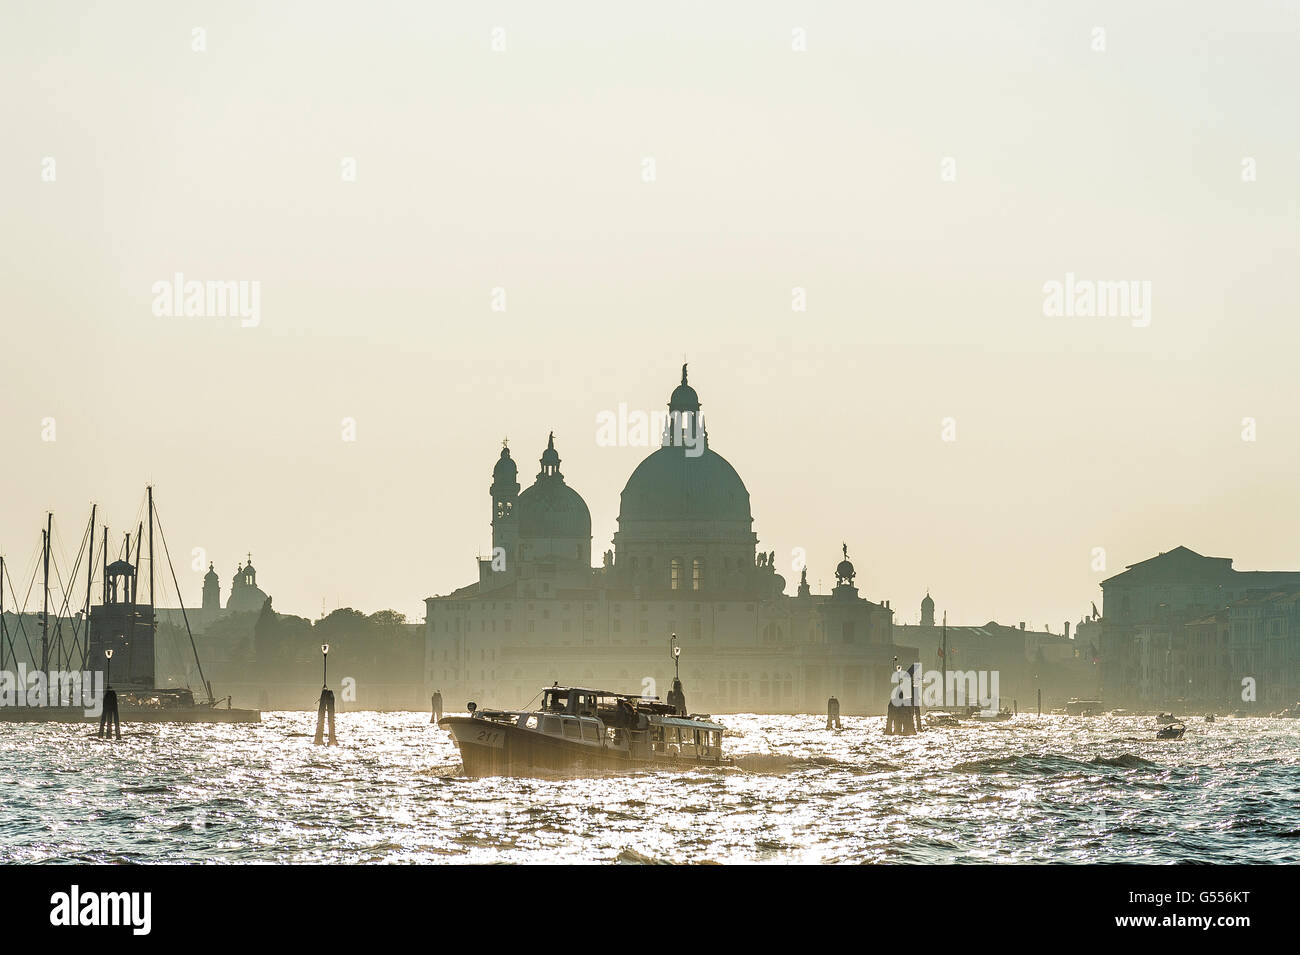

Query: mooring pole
<box><xmin>1037</xmin><ymin>687</ymin><xmax>1042</xmax><ymax>717</ymax></box>
<box><xmin>99</xmin><ymin>648</ymin><xmax>120</xmax><ymax>740</ymax></box>
<box><xmin>668</xmin><ymin>633</ymin><xmax>686</xmax><ymax>715</ymax></box>
<box><xmin>314</xmin><ymin>644</ymin><xmax>336</xmax><ymax>745</ymax></box>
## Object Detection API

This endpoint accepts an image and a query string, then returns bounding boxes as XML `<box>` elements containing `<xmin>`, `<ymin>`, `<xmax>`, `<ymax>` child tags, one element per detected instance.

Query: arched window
<box><xmin>692</xmin><ymin>559</ymin><xmax>703</xmax><ymax>591</ymax></box>
<box><xmin>671</xmin><ymin>558</ymin><xmax>682</xmax><ymax>590</ymax></box>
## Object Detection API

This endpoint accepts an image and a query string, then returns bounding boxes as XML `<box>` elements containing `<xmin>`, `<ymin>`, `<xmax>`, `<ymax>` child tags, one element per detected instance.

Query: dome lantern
<box><xmin>668</xmin><ymin>363</ymin><xmax>701</xmax><ymax>415</ymax></box>
<box><xmin>539</xmin><ymin>431</ymin><xmax>561</xmax><ymax>478</ymax></box>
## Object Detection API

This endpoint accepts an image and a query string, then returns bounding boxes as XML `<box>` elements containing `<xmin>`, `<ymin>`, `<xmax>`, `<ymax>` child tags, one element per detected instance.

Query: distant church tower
<box><xmin>921</xmin><ymin>591</ymin><xmax>935</xmax><ymax>627</ymax></box>
<box><xmin>227</xmin><ymin>555</ymin><xmax>269</xmax><ymax>613</ymax></box>
<box><xmin>202</xmin><ymin>562</ymin><xmax>220</xmax><ymax>610</ymax></box>
<box><xmin>490</xmin><ymin>441</ymin><xmax>520</xmax><ymax>561</ymax></box>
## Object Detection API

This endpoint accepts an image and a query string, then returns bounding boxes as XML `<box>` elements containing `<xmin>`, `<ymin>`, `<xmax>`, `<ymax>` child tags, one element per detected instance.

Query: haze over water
<box><xmin>3</xmin><ymin>714</ymin><xmax>1296</xmax><ymax>864</ymax></box>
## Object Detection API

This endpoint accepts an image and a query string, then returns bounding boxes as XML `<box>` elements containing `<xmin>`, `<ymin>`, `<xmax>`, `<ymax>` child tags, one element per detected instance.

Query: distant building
<box><xmin>893</xmin><ymin>596</ymin><xmax>1097</xmax><ymax>709</ymax></box>
<box><xmin>226</xmin><ymin>557</ymin><xmax>268</xmax><ymax>613</ymax></box>
<box><xmin>1100</xmin><ymin>546</ymin><xmax>1300</xmax><ymax>708</ymax></box>
<box><xmin>425</xmin><ymin>368</ymin><xmax>912</xmax><ymax>715</ymax></box>
<box><xmin>152</xmin><ymin>553</ymin><xmax>271</xmax><ymax>688</ymax></box>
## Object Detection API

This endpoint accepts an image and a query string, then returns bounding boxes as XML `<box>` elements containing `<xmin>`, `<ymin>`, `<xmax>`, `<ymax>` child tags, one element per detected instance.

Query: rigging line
<box><xmin>47</xmin><ymin>519</ymin><xmax>86</xmax><ymax>649</ymax></box>
<box><xmin>18</xmin><ymin>541</ymin><xmax>40</xmax><ymax>611</ymax></box>
<box><xmin>152</xmin><ymin>564</ymin><xmax>194</xmax><ymax>689</ymax></box>
<box><xmin>2</xmin><ymin>561</ymin><xmax>39</xmax><ymax>665</ymax></box>
<box><xmin>152</xmin><ymin>504</ymin><xmax>213</xmax><ymax>704</ymax></box>
<box><xmin>50</xmin><ymin>518</ymin><xmax>92</xmax><ymax>669</ymax></box>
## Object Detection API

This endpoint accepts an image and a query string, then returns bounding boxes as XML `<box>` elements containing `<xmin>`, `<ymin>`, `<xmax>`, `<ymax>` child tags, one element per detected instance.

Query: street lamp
<box><xmin>670</xmin><ymin>633</ymin><xmax>680</xmax><ymax>681</ymax></box>
<box><xmin>104</xmin><ymin>648</ymin><xmax>114</xmax><ymax>687</ymax></box>
<box><xmin>321</xmin><ymin>644</ymin><xmax>330</xmax><ymax>687</ymax></box>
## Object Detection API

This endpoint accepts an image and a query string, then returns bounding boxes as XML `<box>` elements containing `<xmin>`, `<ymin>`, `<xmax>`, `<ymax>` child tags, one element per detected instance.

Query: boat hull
<box><xmin>438</xmin><ymin>716</ymin><xmax>720</xmax><ymax>777</ymax></box>
<box><xmin>0</xmin><ymin>706</ymin><xmax>261</xmax><ymax>724</ymax></box>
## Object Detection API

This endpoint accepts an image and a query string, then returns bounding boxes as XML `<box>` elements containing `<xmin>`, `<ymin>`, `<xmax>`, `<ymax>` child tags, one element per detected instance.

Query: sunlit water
<box><xmin>2</xmin><ymin>712</ymin><xmax>1297</xmax><ymax>863</ymax></box>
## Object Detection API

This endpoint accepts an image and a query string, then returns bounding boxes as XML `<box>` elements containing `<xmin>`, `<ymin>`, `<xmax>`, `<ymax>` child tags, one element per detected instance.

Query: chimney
<box><xmin>1019</xmin><ymin>621</ymin><xmax>1026</xmax><ymax>630</ymax></box>
<box><xmin>1065</xmin><ymin>621</ymin><xmax>1071</xmax><ymax>639</ymax></box>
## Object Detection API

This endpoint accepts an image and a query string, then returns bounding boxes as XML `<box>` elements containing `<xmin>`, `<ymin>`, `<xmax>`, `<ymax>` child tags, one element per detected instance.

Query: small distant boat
<box><xmin>1205</xmin><ymin>714</ymin><xmax>1216</xmax><ymax>723</ymax></box>
<box><xmin>1156</xmin><ymin>712</ymin><xmax>1180</xmax><ymax>725</ymax></box>
<box><xmin>925</xmin><ymin>712</ymin><xmax>962</xmax><ymax>728</ymax></box>
<box><xmin>1064</xmin><ymin>699</ymin><xmax>1102</xmax><ymax>716</ymax></box>
<box><xmin>972</xmin><ymin>705</ymin><xmax>1014</xmax><ymax>722</ymax></box>
<box><xmin>1156</xmin><ymin>720</ymin><xmax>1186</xmax><ymax>740</ymax></box>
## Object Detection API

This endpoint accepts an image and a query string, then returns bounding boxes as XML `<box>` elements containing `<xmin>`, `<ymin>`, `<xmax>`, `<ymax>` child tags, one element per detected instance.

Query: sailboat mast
<box><xmin>148</xmin><ymin>486</ymin><xmax>155</xmax><ymax>627</ymax></box>
<box><xmin>941</xmin><ymin>610</ymin><xmax>948</xmax><ymax>708</ymax></box>
<box><xmin>84</xmin><ymin>504</ymin><xmax>96</xmax><ymax>669</ymax></box>
<box><xmin>1</xmin><ymin>555</ymin><xmax>6</xmax><ymax>672</ymax></box>
<box><xmin>41</xmin><ymin>512</ymin><xmax>50</xmax><ymax>671</ymax></box>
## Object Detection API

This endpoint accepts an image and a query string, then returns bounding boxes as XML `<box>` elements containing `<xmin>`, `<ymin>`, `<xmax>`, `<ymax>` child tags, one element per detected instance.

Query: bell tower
<box><xmin>921</xmin><ymin>591</ymin><xmax>935</xmax><ymax>627</ymax></box>
<box><xmin>490</xmin><ymin>439</ymin><xmax>520</xmax><ymax>559</ymax></box>
<box><xmin>202</xmin><ymin>562</ymin><xmax>221</xmax><ymax>611</ymax></box>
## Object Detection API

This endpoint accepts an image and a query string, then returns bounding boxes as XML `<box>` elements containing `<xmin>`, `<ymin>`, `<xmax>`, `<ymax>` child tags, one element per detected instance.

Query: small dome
<box><xmin>516</xmin><ymin>434</ymin><xmax>591</xmax><ymax>540</ymax></box>
<box><xmin>493</xmin><ymin>446</ymin><xmax>517</xmax><ymax>479</ymax></box>
<box><xmin>921</xmin><ymin>591</ymin><xmax>934</xmax><ymax>609</ymax></box>
<box><xmin>835</xmin><ymin>543</ymin><xmax>856</xmax><ymax>585</ymax></box>
<box><xmin>517</xmin><ymin>479</ymin><xmax>591</xmax><ymax>540</ymax></box>
<box><xmin>204</xmin><ymin>562</ymin><xmax>218</xmax><ymax>580</ymax></box>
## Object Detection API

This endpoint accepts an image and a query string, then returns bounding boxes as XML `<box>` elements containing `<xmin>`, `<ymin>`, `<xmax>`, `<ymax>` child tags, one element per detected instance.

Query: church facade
<box><xmin>424</xmin><ymin>368</ymin><xmax>914</xmax><ymax>715</ymax></box>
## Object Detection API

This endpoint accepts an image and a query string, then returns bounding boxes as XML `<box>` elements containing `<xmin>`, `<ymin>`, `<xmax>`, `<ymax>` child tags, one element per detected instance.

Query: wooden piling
<box><xmin>314</xmin><ymin>689</ymin><xmax>336</xmax><ymax>745</ymax></box>
<box><xmin>826</xmin><ymin>696</ymin><xmax>842</xmax><ymax>730</ymax></box>
<box><xmin>98</xmin><ymin>689</ymin><xmax>120</xmax><ymax>740</ymax></box>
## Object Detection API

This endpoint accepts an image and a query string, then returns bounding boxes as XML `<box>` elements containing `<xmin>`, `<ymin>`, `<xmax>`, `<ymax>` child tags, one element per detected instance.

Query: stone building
<box><xmin>426</xmin><ymin>368</ymin><xmax>912</xmax><ymax>715</ymax></box>
<box><xmin>1100</xmin><ymin>546</ymin><xmax>1300</xmax><ymax>708</ymax></box>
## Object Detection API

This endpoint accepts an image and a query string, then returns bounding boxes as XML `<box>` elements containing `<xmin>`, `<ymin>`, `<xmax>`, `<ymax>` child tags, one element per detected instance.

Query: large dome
<box><xmin>618</xmin><ymin>444</ymin><xmax>752</xmax><ymax>524</ymax></box>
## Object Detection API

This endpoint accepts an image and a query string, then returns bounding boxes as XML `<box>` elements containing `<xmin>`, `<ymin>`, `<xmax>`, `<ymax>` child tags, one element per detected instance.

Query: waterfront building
<box><xmin>1100</xmin><ymin>546</ymin><xmax>1300</xmax><ymax>708</ymax></box>
<box><xmin>425</xmin><ymin>368</ymin><xmax>913</xmax><ymax>715</ymax></box>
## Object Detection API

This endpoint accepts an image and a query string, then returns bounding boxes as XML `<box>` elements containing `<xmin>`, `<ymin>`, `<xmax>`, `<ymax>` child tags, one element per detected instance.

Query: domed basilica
<box><xmin>425</xmin><ymin>367</ymin><xmax>915</xmax><ymax>715</ymax></box>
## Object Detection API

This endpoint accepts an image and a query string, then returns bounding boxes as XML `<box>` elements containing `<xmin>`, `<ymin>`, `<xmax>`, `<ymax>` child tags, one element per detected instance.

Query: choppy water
<box><xmin>2</xmin><ymin>713</ymin><xmax>1297</xmax><ymax>863</ymax></box>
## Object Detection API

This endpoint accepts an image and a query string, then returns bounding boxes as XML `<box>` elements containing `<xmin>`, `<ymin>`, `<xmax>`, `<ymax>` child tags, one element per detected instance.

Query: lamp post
<box><xmin>670</xmin><ymin>633</ymin><xmax>680</xmax><ymax>682</ymax></box>
<box><xmin>321</xmin><ymin>644</ymin><xmax>330</xmax><ymax>687</ymax></box>
<box><xmin>104</xmin><ymin>648</ymin><xmax>114</xmax><ymax>687</ymax></box>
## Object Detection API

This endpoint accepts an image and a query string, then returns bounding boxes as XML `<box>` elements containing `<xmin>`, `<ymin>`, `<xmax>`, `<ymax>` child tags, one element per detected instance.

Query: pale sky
<box><xmin>2</xmin><ymin>2</ymin><xmax>1298</xmax><ymax>628</ymax></box>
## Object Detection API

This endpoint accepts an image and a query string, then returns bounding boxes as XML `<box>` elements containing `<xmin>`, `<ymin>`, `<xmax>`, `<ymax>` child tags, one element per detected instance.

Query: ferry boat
<box><xmin>438</xmin><ymin>685</ymin><xmax>728</xmax><ymax>777</ymax></box>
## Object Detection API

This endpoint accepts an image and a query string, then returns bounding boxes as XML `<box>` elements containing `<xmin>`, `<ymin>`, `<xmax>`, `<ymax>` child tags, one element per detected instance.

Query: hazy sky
<box><xmin>2</xmin><ymin>2</ymin><xmax>1298</xmax><ymax>628</ymax></box>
